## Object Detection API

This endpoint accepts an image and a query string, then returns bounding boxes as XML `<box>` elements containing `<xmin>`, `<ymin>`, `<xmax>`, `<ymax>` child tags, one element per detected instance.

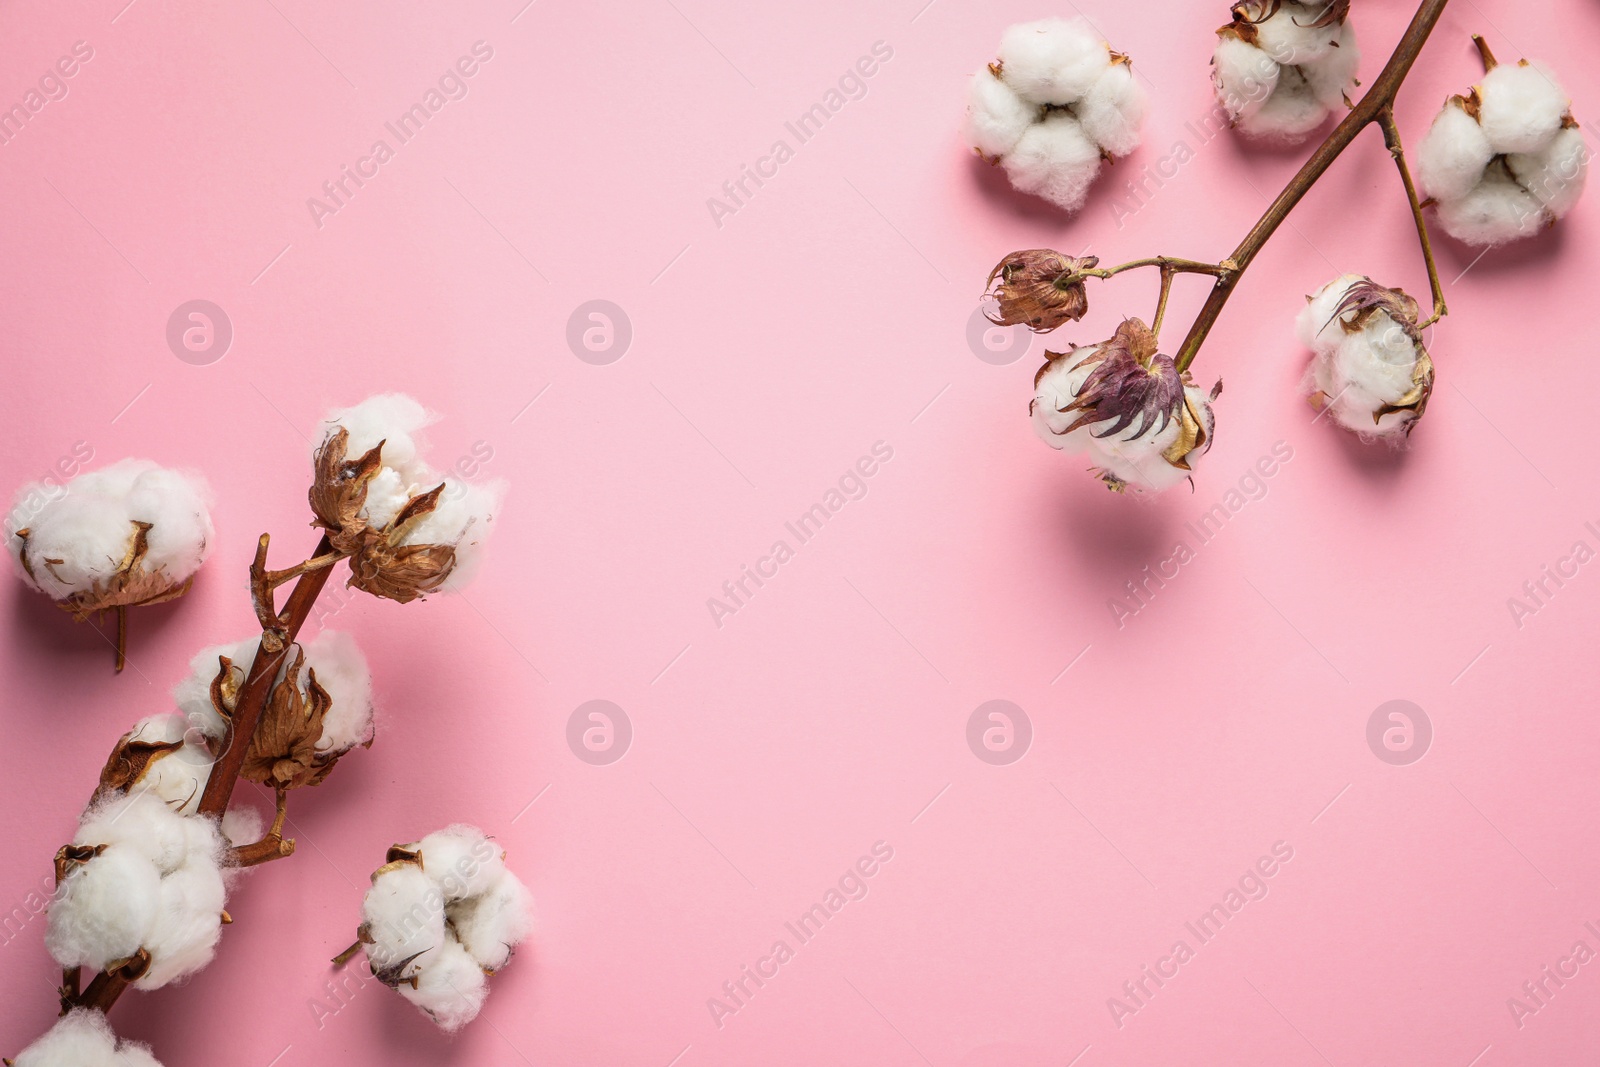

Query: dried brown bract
<box><xmin>985</xmin><ymin>249</ymin><xmax>1099</xmax><ymax>332</ymax></box>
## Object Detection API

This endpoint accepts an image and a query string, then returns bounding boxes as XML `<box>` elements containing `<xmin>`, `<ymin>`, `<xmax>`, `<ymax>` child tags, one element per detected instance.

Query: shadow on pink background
<box><xmin>1</xmin><ymin>0</ymin><xmax>1598</xmax><ymax>1063</ymax></box>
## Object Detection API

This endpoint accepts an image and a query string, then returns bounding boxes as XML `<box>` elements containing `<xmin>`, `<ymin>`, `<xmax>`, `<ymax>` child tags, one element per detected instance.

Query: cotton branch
<box><xmin>60</xmin><ymin>534</ymin><xmax>338</xmax><ymax>1019</ymax></box>
<box><xmin>1170</xmin><ymin>0</ymin><xmax>1454</xmax><ymax>371</ymax></box>
<box><xmin>1378</xmin><ymin>108</ymin><xmax>1447</xmax><ymax>327</ymax></box>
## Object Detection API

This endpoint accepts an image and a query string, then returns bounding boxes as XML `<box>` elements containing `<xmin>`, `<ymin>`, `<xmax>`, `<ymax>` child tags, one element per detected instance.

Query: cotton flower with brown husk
<box><xmin>6</xmin><ymin>460</ymin><xmax>213</xmax><ymax>671</ymax></box>
<box><xmin>1032</xmin><ymin>319</ymin><xmax>1222</xmax><ymax>493</ymax></box>
<box><xmin>1297</xmin><ymin>274</ymin><xmax>1434</xmax><ymax>439</ymax></box>
<box><xmin>308</xmin><ymin>395</ymin><xmax>504</xmax><ymax>604</ymax></box>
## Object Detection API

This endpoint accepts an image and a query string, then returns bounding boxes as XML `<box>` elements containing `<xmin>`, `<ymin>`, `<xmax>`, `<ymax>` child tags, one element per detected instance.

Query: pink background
<box><xmin>1</xmin><ymin>0</ymin><xmax>1597</xmax><ymax>1063</ymax></box>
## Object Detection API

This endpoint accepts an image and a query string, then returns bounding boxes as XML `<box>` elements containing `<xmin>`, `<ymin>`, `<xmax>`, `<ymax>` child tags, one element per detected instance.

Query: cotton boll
<box><xmin>965</xmin><ymin>70</ymin><xmax>1037</xmax><ymax>158</ymax></box>
<box><xmin>1416</xmin><ymin>101</ymin><xmax>1495</xmax><ymax>203</ymax></box>
<box><xmin>47</xmin><ymin>844</ymin><xmax>161</xmax><ymax>971</ymax></box>
<box><xmin>1298</xmin><ymin>276</ymin><xmax>1432</xmax><ymax>438</ymax></box>
<box><xmin>1002</xmin><ymin>114</ymin><xmax>1102</xmax><ymax>213</ymax></box>
<box><xmin>412</xmin><ymin>825</ymin><xmax>505</xmax><ymax>901</ymax></box>
<box><xmin>996</xmin><ymin>18</ymin><xmax>1108</xmax><ymax>106</ymax></box>
<box><xmin>1435</xmin><ymin>170</ymin><xmax>1546</xmax><ymax>245</ymax></box>
<box><xmin>362</xmin><ymin>865</ymin><xmax>445</xmax><ymax>977</ymax></box>
<box><xmin>1077</xmin><ymin>62</ymin><xmax>1147</xmax><ymax>157</ymax></box>
<box><xmin>1508</xmin><ymin>125</ymin><xmax>1590</xmax><ymax>218</ymax></box>
<box><xmin>399</xmin><ymin>939</ymin><xmax>489</xmax><ymax>1032</ymax></box>
<box><xmin>177</xmin><ymin>632</ymin><xmax>373</xmax><ymax>753</ymax></box>
<box><xmin>1251</xmin><ymin>1</ymin><xmax>1345</xmax><ymax>65</ymax></box>
<box><xmin>12</xmin><ymin>1008</ymin><xmax>121</xmax><ymax>1067</ymax></box>
<box><xmin>1302</xmin><ymin>20</ymin><xmax>1359</xmax><ymax>110</ymax></box>
<box><xmin>405</xmin><ymin>479</ymin><xmax>506</xmax><ymax>591</ymax></box>
<box><xmin>450</xmin><ymin>870</ymin><xmax>535</xmax><ymax>973</ymax></box>
<box><xmin>134</xmin><ymin>857</ymin><xmax>227</xmax><ymax>990</ymax></box>
<box><xmin>300</xmin><ymin>630</ymin><xmax>374</xmax><ymax>755</ymax></box>
<box><xmin>317</xmin><ymin>394</ymin><xmax>434</xmax><ymax>481</ymax></box>
<box><xmin>7</xmin><ymin>460</ymin><xmax>212</xmax><ymax>603</ymax></box>
<box><xmin>1478</xmin><ymin>61</ymin><xmax>1570</xmax><ymax>154</ymax></box>
<box><xmin>1213</xmin><ymin>37</ymin><xmax>1280</xmax><ymax>125</ymax></box>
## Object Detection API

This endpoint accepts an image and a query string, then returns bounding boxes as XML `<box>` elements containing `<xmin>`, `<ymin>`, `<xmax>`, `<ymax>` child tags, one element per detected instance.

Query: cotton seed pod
<box><xmin>1031</xmin><ymin>319</ymin><xmax>1221</xmax><ymax>493</ymax></box>
<box><xmin>1416</xmin><ymin>51</ymin><xmax>1588</xmax><ymax>247</ymax></box>
<box><xmin>7</xmin><ymin>460</ymin><xmax>213</xmax><ymax>619</ymax></box>
<box><xmin>344</xmin><ymin>825</ymin><xmax>534</xmax><ymax>1033</ymax></box>
<box><xmin>314</xmin><ymin>395</ymin><xmax>504</xmax><ymax>600</ymax></box>
<box><xmin>963</xmin><ymin>18</ymin><xmax>1147</xmax><ymax>213</ymax></box>
<box><xmin>231</xmin><ymin>646</ymin><xmax>351</xmax><ymax>791</ymax></box>
<box><xmin>1213</xmin><ymin>0</ymin><xmax>1359</xmax><ymax>143</ymax></box>
<box><xmin>984</xmin><ymin>249</ymin><xmax>1098</xmax><ymax>332</ymax></box>
<box><xmin>1297</xmin><ymin>274</ymin><xmax>1434</xmax><ymax>438</ymax></box>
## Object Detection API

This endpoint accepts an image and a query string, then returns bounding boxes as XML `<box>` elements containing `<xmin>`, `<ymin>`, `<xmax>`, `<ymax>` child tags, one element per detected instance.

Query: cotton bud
<box><xmin>347</xmin><ymin>825</ymin><xmax>533</xmax><ymax>1032</ymax></box>
<box><xmin>984</xmin><ymin>249</ymin><xmax>1098</xmax><ymax>331</ymax></box>
<box><xmin>1031</xmin><ymin>318</ymin><xmax>1221</xmax><ymax>493</ymax></box>
<box><xmin>47</xmin><ymin>792</ymin><xmax>230</xmax><ymax>990</ymax></box>
<box><xmin>12</xmin><ymin>1008</ymin><xmax>165</xmax><ymax>1067</ymax></box>
<box><xmin>1297</xmin><ymin>274</ymin><xmax>1434</xmax><ymax>438</ymax></box>
<box><xmin>1416</xmin><ymin>51</ymin><xmax>1587</xmax><ymax>247</ymax></box>
<box><xmin>964</xmin><ymin>18</ymin><xmax>1147</xmax><ymax>213</ymax></box>
<box><xmin>312</xmin><ymin>395</ymin><xmax>504</xmax><ymax>603</ymax></box>
<box><xmin>174</xmin><ymin>630</ymin><xmax>374</xmax><ymax>771</ymax></box>
<box><xmin>6</xmin><ymin>460</ymin><xmax>213</xmax><ymax>670</ymax></box>
<box><xmin>1213</xmin><ymin>1</ymin><xmax>1359</xmax><ymax>142</ymax></box>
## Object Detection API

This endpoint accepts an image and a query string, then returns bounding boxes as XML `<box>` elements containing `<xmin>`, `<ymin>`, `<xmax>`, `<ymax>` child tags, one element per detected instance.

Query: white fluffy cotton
<box><xmin>1002</xmin><ymin>113</ymin><xmax>1103</xmax><ymax>215</ymax></box>
<box><xmin>1416</xmin><ymin>100</ymin><xmax>1495</xmax><ymax>202</ymax></box>
<box><xmin>450</xmin><ymin>870</ymin><xmax>535</xmax><ymax>973</ymax></box>
<box><xmin>362</xmin><ymin>864</ymin><xmax>445</xmax><ymax>976</ymax></box>
<box><xmin>410</xmin><ymin>825</ymin><xmax>507</xmax><ymax>901</ymax></box>
<box><xmin>400</xmin><ymin>939</ymin><xmax>489</xmax><ymax>1032</ymax></box>
<box><xmin>13</xmin><ymin>1009</ymin><xmax>164</xmax><ymax>1067</ymax></box>
<box><xmin>1032</xmin><ymin>352</ymin><xmax>1215</xmax><ymax>493</ymax></box>
<box><xmin>1478</xmin><ymin>61</ymin><xmax>1570</xmax><ymax>154</ymax></box>
<box><xmin>317</xmin><ymin>394</ymin><xmax>505</xmax><ymax>590</ymax></box>
<box><xmin>1297</xmin><ymin>274</ymin><xmax>1430</xmax><ymax>437</ymax></box>
<box><xmin>46</xmin><ymin>843</ymin><xmax>161</xmax><ymax>972</ymax></box>
<box><xmin>1213</xmin><ymin>4</ymin><xmax>1359</xmax><ymax>141</ymax></box>
<box><xmin>964</xmin><ymin>70</ymin><xmax>1037</xmax><ymax>159</ymax></box>
<box><xmin>47</xmin><ymin>791</ymin><xmax>230</xmax><ymax>989</ymax></box>
<box><xmin>965</xmin><ymin>18</ymin><xmax>1146</xmax><ymax>212</ymax></box>
<box><xmin>220</xmin><ymin>803</ymin><xmax>266</xmax><ymax>849</ymax></box>
<box><xmin>1418</xmin><ymin>60</ymin><xmax>1588</xmax><ymax>246</ymax></box>
<box><xmin>175</xmin><ymin>629</ymin><xmax>373</xmax><ymax>754</ymax></box>
<box><xmin>6</xmin><ymin>459</ymin><xmax>212</xmax><ymax>604</ymax></box>
<box><xmin>358</xmin><ymin>825</ymin><xmax>533</xmax><ymax>1032</ymax></box>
